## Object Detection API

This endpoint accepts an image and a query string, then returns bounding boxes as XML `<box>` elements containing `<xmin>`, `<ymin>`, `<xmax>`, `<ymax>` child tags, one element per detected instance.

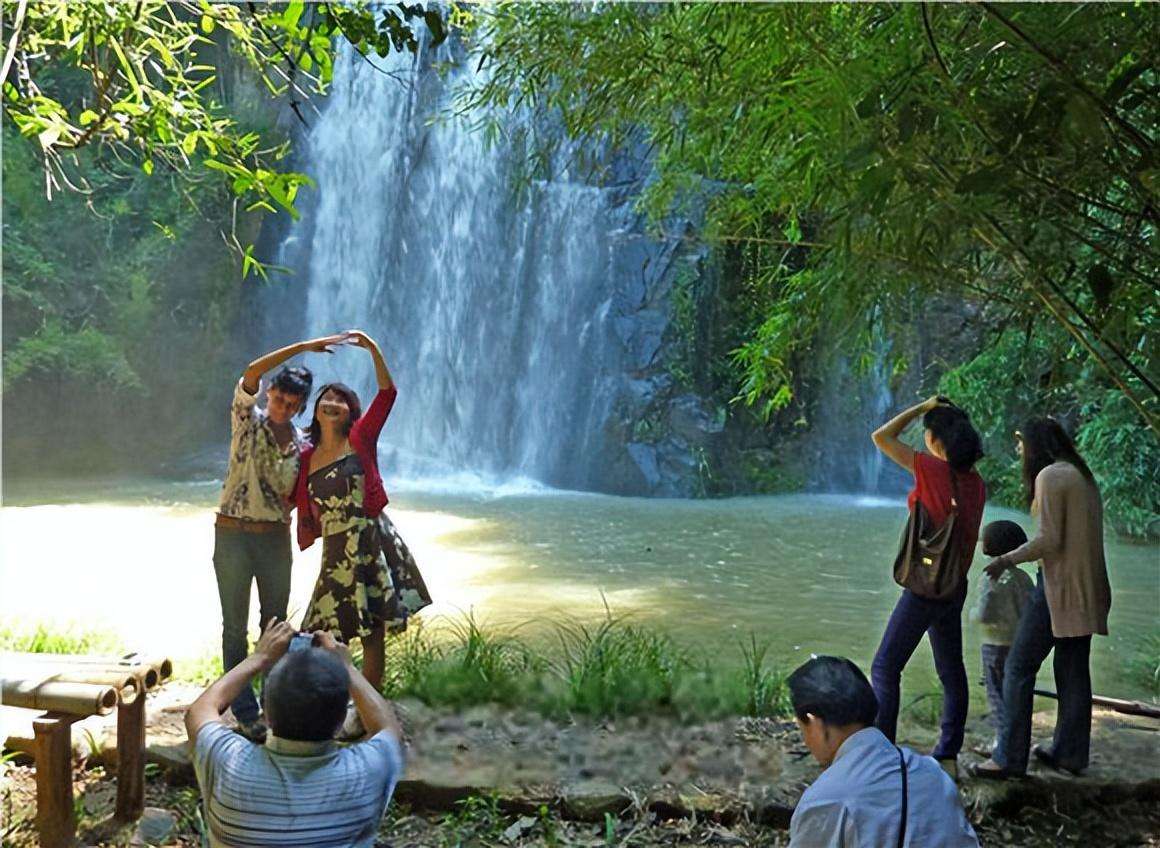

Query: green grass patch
<box><xmin>385</xmin><ymin>611</ymin><xmax>792</xmax><ymax>721</ymax></box>
<box><xmin>0</xmin><ymin>623</ymin><xmax>122</xmax><ymax>655</ymax></box>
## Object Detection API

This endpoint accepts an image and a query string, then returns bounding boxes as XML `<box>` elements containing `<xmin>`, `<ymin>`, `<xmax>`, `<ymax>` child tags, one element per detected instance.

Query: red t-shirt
<box><xmin>907</xmin><ymin>451</ymin><xmax>987</xmax><ymax>557</ymax></box>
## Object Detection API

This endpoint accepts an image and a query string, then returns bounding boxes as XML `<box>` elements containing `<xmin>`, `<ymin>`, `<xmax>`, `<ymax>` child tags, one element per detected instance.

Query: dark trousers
<box><xmin>994</xmin><ymin>576</ymin><xmax>1092</xmax><ymax>774</ymax></box>
<box><xmin>212</xmin><ymin>525</ymin><xmax>292</xmax><ymax>723</ymax></box>
<box><xmin>981</xmin><ymin>643</ymin><xmax>1011</xmax><ymax>739</ymax></box>
<box><xmin>871</xmin><ymin>589</ymin><xmax>969</xmax><ymax>760</ymax></box>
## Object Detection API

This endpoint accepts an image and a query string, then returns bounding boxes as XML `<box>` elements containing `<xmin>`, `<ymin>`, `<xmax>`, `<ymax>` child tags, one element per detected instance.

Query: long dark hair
<box><xmin>922</xmin><ymin>404</ymin><xmax>984</xmax><ymax>473</ymax></box>
<box><xmin>308</xmin><ymin>382</ymin><xmax>362</xmax><ymax>446</ymax></box>
<box><xmin>1019</xmin><ymin>417</ymin><xmax>1096</xmax><ymax>508</ymax></box>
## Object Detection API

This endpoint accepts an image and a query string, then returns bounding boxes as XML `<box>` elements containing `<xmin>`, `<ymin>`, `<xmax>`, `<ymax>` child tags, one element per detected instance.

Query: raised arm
<box><xmin>314</xmin><ymin>631</ymin><xmax>401</xmax><ymax>742</ymax></box>
<box><xmin>346</xmin><ymin>329</ymin><xmax>393</xmax><ymax>391</ymax></box>
<box><xmin>185</xmin><ymin>618</ymin><xmax>294</xmax><ymax>740</ymax></box>
<box><xmin>871</xmin><ymin>396</ymin><xmax>942</xmax><ymax>473</ymax></box>
<box><xmin>241</xmin><ymin>333</ymin><xmax>353</xmax><ymax>394</ymax></box>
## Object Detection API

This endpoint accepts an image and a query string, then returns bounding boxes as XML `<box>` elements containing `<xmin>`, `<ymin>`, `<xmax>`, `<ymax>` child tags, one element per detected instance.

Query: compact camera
<box><xmin>288</xmin><ymin>633</ymin><xmax>314</xmax><ymax>653</ymax></box>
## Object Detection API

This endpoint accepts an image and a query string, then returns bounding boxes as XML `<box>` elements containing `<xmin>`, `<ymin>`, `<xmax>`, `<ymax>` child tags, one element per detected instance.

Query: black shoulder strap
<box><xmin>948</xmin><ymin>467</ymin><xmax>960</xmax><ymax>511</ymax></box>
<box><xmin>896</xmin><ymin>745</ymin><xmax>908</xmax><ymax>848</ymax></box>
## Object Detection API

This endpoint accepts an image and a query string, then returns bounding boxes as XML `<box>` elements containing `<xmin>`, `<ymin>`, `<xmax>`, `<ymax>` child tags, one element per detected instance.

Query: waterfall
<box><xmin>808</xmin><ymin>330</ymin><xmax>905</xmax><ymax>496</ymax></box>
<box><xmin>273</xmin><ymin>44</ymin><xmax>642</xmax><ymax>492</ymax></box>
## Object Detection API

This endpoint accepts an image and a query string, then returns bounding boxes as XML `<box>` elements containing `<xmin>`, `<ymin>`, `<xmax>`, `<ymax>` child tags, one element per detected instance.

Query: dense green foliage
<box><xmin>464</xmin><ymin>2</ymin><xmax>1158</xmax><ymax>533</ymax></box>
<box><xmin>2</xmin><ymin>2</ymin><xmax>445</xmax><ymax>469</ymax></box>
<box><xmin>2</xmin><ymin>125</ymin><xmax>246</xmax><ymax>468</ymax></box>
<box><xmin>3</xmin><ymin>1</ymin><xmax>443</xmax><ymax>269</ymax></box>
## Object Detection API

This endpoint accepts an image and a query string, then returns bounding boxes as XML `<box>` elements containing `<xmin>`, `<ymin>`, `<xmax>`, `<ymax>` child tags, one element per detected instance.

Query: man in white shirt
<box><xmin>788</xmin><ymin>655</ymin><xmax>978</xmax><ymax>848</ymax></box>
<box><xmin>185</xmin><ymin>620</ymin><xmax>404</xmax><ymax>848</ymax></box>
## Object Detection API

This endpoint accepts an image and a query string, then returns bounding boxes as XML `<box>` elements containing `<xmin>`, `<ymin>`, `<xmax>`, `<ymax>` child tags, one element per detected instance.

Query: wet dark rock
<box><xmin>626</xmin><ymin>443</ymin><xmax>662</xmax><ymax>490</ymax></box>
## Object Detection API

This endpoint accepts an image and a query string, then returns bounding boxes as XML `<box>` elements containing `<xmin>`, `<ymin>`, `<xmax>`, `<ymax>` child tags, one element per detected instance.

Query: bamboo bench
<box><xmin>1</xmin><ymin>652</ymin><xmax>172</xmax><ymax>848</ymax></box>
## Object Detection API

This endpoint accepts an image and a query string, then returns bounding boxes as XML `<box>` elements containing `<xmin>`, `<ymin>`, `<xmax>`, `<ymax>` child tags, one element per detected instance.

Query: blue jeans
<box><xmin>994</xmin><ymin>575</ymin><xmax>1092</xmax><ymax>774</ymax></box>
<box><xmin>212</xmin><ymin>525</ymin><xmax>292</xmax><ymax>723</ymax></box>
<box><xmin>871</xmin><ymin>588</ymin><xmax>969</xmax><ymax>760</ymax></box>
<box><xmin>981</xmin><ymin>643</ymin><xmax>1011</xmax><ymax>739</ymax></box>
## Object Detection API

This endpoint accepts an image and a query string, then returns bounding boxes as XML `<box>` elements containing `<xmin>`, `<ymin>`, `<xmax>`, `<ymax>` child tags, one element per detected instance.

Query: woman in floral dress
<box><xmin>291</xmin><ymin>330</ymin><xmax>431</xmax><ymax>697</ymax></box>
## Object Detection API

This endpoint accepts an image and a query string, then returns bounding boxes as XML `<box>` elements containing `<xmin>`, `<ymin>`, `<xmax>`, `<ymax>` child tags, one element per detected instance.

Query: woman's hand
<box><xmin>302</xmin><ymin>332</ymin><xmax>355</xmax><ymax>355</ymax></box>
<box><xmin>344</xmin><ymin>328</ymin><xmax>393</xmax><ymax>389</ymax></box>
<box><xmin>344</xmin><ymin>329</ymin><xmax>376</xmax><ymax>350</ymax></box>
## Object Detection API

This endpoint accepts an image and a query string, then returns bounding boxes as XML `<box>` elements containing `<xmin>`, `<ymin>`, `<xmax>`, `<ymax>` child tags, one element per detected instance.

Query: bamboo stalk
<box><xmin>47</xmin><ymin>670</ymin><xmax>140</xmax><ymax>705</ymax></box>
<box><xmin>2</xmin><ymin>658</ymin><xmax>159</xmax><ymax>693</ymax></box>
<box><xmin>1034</xmin><ymin>688</ymin><xmax>1160</xmax><ymax>720</ymax></box>
<box><xmin>2</xmin><ymin>652</ymin><xmax>172</xmax><ymax>685</ymax></box>
<box><xmin>2</xmin><ymin>679</ymin><xmax>118</xmax><ymax>717</ymax></box>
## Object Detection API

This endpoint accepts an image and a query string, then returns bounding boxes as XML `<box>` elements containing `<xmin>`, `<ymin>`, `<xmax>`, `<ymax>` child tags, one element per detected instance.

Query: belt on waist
<box><xmin>215</xmin><ymin>514</ymin><xmax>289</xmax><ymax>533</ymax></box>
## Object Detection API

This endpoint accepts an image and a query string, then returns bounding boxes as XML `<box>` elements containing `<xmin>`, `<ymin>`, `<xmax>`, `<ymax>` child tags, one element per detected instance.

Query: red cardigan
<box><xmin>292</xmin><ymin>385</ymin><xmax>397</xmax><ymax>551</ymax></box>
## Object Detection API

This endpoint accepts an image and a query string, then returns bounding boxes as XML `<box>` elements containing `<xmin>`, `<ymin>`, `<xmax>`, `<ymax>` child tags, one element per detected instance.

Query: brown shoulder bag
<box><xmin>893</xmin><ymin>472</ymin><xmax>970</xmax><ymax>601</ymax></box>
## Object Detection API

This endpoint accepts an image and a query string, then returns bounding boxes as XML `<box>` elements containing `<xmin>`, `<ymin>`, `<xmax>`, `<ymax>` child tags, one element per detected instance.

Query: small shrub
<box><xmin>549</xmin><ymin>612</ymin><xmax>685</xmax><ymax>718</ymax></box>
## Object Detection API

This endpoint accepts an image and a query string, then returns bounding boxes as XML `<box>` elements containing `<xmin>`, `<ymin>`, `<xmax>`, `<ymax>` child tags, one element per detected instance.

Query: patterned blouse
<box><xmin>217</xmin><ymin>379</ymin><xmax>304</xmax><ymax>523</ymax></box>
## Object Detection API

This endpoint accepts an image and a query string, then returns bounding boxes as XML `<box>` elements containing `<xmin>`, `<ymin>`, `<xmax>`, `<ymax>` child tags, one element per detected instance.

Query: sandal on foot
<box><xmin>968</xmin><ymin>760</ymin><xmax>1016</xmax><ymax>780</ymax></box>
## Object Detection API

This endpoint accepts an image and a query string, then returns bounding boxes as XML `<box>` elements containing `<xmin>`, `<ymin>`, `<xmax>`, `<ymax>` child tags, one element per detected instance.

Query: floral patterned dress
<box><xmin>300</xmin><ymin>453</ymin><xmax>432</xmax><ymax>641</ymax></box>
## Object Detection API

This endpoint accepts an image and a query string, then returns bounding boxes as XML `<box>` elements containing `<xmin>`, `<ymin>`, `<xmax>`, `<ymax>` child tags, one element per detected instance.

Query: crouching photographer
<box><xmin>184</xmin><ymin>619</ymin><xmax>403</xmax><ymax>847</ymax></box>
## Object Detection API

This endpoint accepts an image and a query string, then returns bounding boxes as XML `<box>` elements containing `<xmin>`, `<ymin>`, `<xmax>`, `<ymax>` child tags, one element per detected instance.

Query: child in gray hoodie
<box><xmin>970</xmin><ymin>520</ymin><xmax>1034</xmax><ymax>753</ymax></box>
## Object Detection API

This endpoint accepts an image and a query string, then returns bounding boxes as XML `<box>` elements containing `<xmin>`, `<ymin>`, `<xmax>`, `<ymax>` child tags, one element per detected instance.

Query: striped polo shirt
<box><xmin>193</xmin><ymin>722</ymin><xmax>403</xmax><ymax>847</ymax></box>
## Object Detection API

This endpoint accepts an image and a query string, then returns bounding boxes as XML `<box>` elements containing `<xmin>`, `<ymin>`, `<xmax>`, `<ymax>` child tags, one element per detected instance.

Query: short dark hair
<box><xmin>923</xmin><ymin>405</ymin><xmax>984</xmax><ymax>472</ymax></box>
<box><xmin>787</xmin><ymin>655</ymin><xmax>878</xmax><ymax>728</ymax></box>
<box><xmin>270</xmin><ymin>365</ymin><xmax>313</xmax><ymax>406</ymax></box>
<box><xmin>263</xmin><ymin>649</ymin><xmax>348</xmax><ymax>741</ymax></box>
<box><xmin>981</xmin><ymin>520</ymin><xmax>1028</xmax><ymax>557</ymax></box>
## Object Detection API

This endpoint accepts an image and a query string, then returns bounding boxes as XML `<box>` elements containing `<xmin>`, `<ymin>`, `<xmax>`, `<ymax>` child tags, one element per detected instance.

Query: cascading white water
<box><xmin>278</xmin><ymin>44</ymin><xmax>635</xmax><ymax>491</ymax></box>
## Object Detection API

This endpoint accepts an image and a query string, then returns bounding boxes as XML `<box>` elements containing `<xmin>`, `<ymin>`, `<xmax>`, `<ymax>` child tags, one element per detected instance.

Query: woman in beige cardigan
<box><xmin>972</xmin><ymin>418</ymin><xmax>1111</xmax><ymax>778</ymax></box>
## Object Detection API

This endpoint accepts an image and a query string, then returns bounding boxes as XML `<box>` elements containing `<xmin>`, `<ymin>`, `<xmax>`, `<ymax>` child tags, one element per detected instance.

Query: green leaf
<box><xmin>142</xmin><ymin>159</ymin><xmax>154</xmax><ymax>175</ymax></box>
<box><xmin>37</xmin><ymin>125</ymin><xmax>62</xmax><ymax>149</ymax></box>
<box><xmin>424</xmin><ymin>9</ymin><xmax>447</xmax><ymax>46</ymax></box>
<box><xmin>200</xmin><ymin>15</ymin><xmax>214</xmax><ymax>34</ymax></box>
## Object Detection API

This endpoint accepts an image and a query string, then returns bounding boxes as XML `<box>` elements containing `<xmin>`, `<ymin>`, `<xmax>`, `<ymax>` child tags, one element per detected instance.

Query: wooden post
<box><xmin>32</xmin><ymin>713</ymin><xmax>77</xmax><ymax>848</ymax></box>
<box><xmin>114</xmin><ymin>691</ymin><xmax>147</xmax><ymax>822</ymax></box>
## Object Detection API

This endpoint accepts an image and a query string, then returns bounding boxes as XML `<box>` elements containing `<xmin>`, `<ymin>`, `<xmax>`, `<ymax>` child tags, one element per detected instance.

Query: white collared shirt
<box><xmin>790</xmin><ymin>727</ymin><xmax>978</xmax><ymax>848</ymax></box>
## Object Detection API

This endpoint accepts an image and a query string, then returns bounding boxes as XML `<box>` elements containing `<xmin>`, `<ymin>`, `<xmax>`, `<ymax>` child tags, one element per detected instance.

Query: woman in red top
<box><xmin>869</xmin><ymin>396</ymin><xmax>986</xmax><ymax>779</ymax></box>
<box><xmin>292</xmin><ymin>330</ymin><xmax>431</xmax><ymax>706</ymax></box>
